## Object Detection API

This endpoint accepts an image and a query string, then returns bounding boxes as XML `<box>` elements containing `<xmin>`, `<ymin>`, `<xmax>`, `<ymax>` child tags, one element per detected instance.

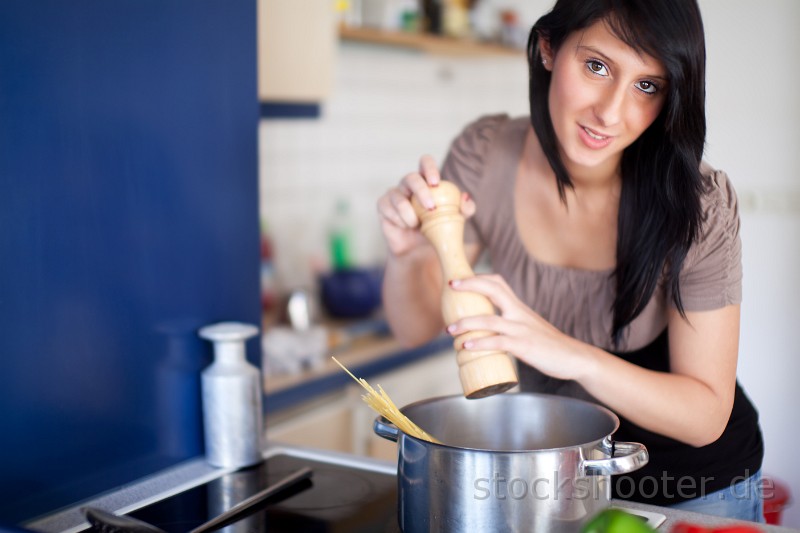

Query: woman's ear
<box><xmin>538</xmin><ymin>34</ymin><xmax>554</xmax><ymax>71</ymax></box>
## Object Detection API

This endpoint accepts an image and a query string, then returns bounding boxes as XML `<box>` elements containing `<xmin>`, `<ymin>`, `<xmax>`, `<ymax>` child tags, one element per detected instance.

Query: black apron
<box><xmin>518</xmin><ymin>328</ymin><xmax>764</xmax><ymax>505</ymax></box>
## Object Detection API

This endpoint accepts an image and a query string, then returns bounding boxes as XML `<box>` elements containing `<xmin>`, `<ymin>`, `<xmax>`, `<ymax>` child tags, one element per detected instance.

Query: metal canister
<box><xmin>199</xmin><ymin>322</ymin><xmax>263</xmax><ymax>468</ymax></box>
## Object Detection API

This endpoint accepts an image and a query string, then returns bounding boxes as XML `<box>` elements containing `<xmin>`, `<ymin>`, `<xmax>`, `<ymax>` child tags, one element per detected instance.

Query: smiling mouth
<box><xmin>582</xmin><ymin>126</ymin><xmax>609</xmax><ymax>140</ymax></box>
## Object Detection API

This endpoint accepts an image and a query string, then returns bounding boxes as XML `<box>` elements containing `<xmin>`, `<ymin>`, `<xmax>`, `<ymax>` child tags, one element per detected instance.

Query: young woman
<box><xmin>376</xmin><ymin>0</ymin><xmax>764</xmax><ymax>522</ymax></box>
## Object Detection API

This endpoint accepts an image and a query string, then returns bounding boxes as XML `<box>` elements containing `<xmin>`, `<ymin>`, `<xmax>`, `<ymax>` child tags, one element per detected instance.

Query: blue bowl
<box><xmin>319</xmin><ymin>267</ymin><xmax>383</xmax><ymax>319</ymax></box>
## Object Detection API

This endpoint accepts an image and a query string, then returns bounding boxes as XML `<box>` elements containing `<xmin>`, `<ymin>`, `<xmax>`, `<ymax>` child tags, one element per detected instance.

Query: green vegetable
<box><xmin>582</xmin><ymin>508</ymin><xmax>657</xmax><ymax>533</ymax></box>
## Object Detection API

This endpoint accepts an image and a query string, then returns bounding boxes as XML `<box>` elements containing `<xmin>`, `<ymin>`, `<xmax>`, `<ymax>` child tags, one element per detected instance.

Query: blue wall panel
<box><xmin>0</xmin><ymin>1</ymin><xmax>260</xmax><ymax>524</ymax></box>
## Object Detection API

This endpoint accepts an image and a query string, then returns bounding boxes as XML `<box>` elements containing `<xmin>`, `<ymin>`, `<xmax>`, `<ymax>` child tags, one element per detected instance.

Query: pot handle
<box><xmin>373</xmin><ymin>416</ymin><xmax>400</xmax><ymax>442</ymax></box>
<box><xmin>583</xmin><ymin>437</ymin><xmax>649</xmax><ymax>476</ymax></box>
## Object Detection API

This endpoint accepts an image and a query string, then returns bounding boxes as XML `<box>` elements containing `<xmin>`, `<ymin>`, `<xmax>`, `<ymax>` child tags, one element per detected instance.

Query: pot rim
<box><xmin>396</xmin><ymin>392</ymin><xmax>622</xmax><ymax>453</ymax></box>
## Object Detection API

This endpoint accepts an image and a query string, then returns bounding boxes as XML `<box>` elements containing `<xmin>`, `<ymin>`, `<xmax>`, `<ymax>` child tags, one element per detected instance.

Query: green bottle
<box><xmin>329</xmin><ymin>199</ymin><xmax>354</xmax><ymax>271</ymax></box>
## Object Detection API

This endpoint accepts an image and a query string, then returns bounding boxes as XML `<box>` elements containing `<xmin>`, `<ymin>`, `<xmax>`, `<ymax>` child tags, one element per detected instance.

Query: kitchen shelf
<box><xmin>339</xmin><ymin>25</ymin><xmax>524</xmax><ymax>57</ymax></box>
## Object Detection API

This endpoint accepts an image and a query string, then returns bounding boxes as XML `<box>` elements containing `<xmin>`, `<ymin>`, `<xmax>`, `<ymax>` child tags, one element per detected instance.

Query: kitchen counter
<box><xmin>27</xmin><ymin>443</ymin><xmax>797</xmax><ymax>533</ymax></box>
<box><xmin>263</xmin><ymin>320</ymin><xmax>453</xmax><ymax>414</ymax></box>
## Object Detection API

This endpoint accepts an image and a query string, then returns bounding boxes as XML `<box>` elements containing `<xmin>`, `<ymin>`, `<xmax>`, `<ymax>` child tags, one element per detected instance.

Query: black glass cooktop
<box><xmin>103</xmin><ymin>454</ymin><xmax>400</xmax><ymax>533</ymax></box>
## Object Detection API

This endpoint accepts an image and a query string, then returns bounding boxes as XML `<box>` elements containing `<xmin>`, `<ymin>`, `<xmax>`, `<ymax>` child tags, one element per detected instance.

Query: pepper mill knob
<box><xmin>411</xmin><ymin>181</ymin><xmax>518</xmax><ymax>399</ymax></box>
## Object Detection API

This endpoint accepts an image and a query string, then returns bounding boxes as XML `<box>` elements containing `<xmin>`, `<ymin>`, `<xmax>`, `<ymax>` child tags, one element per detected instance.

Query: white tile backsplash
<box><xmin>259</xmin><ymin>43</ymin><xmax>529</xmax><ymax>291</ymax></box>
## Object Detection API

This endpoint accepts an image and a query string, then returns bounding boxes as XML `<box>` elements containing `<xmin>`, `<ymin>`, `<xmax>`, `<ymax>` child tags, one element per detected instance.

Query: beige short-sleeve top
<box><xmin>441</xmin><ymin>115</ymin><xmax>742</xmax><ymax>352</ymax></box>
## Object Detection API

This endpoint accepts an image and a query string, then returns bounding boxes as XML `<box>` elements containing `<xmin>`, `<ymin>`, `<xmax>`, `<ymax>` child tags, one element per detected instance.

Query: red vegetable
<box><xmin>671</xmin><ymin>522</ymin><xmax>763</xmax><ymax>533</ymax></box>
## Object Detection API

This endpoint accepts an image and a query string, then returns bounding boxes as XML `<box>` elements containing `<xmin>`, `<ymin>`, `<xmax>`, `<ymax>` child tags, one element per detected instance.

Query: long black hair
<box><xmin>528</xmin><ymin>0</ymin><xmax>707</xmax><ymax>345</ymax></box>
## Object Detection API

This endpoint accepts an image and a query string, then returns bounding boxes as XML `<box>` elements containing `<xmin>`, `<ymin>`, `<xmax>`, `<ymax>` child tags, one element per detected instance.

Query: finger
<box><xmin>448</xmin><ymin>274</ymin><xmax>509</xmax><ymax>296</ymax></box>
<box><xmin>400</xmin><ymin>171</ymin><xmax>437</xmax><ymax>211</ymax></box>
<box><xmin>452</xmin><ymin>316</ymin><xmax>529</xmax><ymax>350</ymax></box>
<box><xmin>460</xmin><ymin>191</ymin><xmax>476</xmax><ymax>218</ymax></box>
<box><xmin>396</xmin><ymin>179</ymin><xmax>412</xmax><ymax>197</ymax></box>
<box><xmin>419</xmin><ymin>155</ymin><xmax>441</xmax><ymax>186</ymax></box>
<box><xmin>461</xmin><ymin>333</ymin><xmax>518</xmax><ymax>354</ymax></box>
<box><xmin>405</xmin><ymin>182</ymin><xmax>436</xmax><ymax>212</ymax></box>
<box><xmin>449</xmin><ymin>275</ymin><xmax>524</xmax><ymax>317</ymax></box>
<box><xmin>447</xmin><ymin>314</ymin><xmax>523</xmax><ymax>338</ymax></box>
<box><xmin>377</xmin><ymin>190</ymin><xmax>410</xmax><ymax>228</ymax></box>
<box><xmin>387</xmin><ymin>187</ymin><xmax>421</xmax><ymax>228</ymax></box>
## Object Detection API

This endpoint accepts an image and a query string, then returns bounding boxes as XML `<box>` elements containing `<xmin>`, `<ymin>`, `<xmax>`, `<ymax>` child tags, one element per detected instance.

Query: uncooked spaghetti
<box><xmin>332</xmin><ymin>357</ymin><xmax>440</xmax><ymax>444</ymax></box>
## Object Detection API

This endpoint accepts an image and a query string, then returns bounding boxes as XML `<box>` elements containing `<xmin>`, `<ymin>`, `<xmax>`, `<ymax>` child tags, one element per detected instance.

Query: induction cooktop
<box><xmin>79</xmin><ymin>447</ymin><xmax>665</xmax><ymax>532</ymax></box>
<box><xmin>114</xmin><ymin>452</ymin><xmax>399</xmax><ymax>532</ymax></box>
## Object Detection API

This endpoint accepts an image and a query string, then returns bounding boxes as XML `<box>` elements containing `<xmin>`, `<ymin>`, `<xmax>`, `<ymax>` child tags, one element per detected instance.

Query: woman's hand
<box><xmin>377</xmin><ymin>155</ymin><xmax>475</xmax><ymax>258</ymax></box>
<box><xmin>445</xmin><ymin>274</ymin><xmax>593</xmax><ymax>382</ymax></box>
<box><xmin>448</xmin><ymin>275</ymin><xmax>741</xmax><ymax>446</ymax></box>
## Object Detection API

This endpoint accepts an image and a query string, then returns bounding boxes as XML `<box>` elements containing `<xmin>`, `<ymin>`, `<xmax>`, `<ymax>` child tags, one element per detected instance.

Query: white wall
<box><xmin>260</xmin><ymin>1</ymin><xmax>800</xmax><ymax>525</ymax></box>
<box><xmin>259</xmin><ymin>45</ymin><xmax>531</xmax><ymax>288</ymax></box>
<box><xmin>700</xmin><ymin>1</ymin><xmax>800</xmax><ymax>527</ymax></box>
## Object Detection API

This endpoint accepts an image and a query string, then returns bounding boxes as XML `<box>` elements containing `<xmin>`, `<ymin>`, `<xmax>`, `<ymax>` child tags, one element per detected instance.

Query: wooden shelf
<box><xmin>339</xmin><ymin>26</ymin><xmax>524</xmax><ymax>57</ymax></box>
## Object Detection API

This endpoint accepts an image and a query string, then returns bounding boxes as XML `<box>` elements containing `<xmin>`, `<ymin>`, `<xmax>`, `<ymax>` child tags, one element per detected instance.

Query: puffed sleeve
<box><xmin>440</xmin><ymin>114</ymin><xmax>508</xmax><ymax>245</ymax></box>
<box><xmin>676</xmin><ymin>165</ymin><xmax>743</xmax><ymax>311</ymax></box>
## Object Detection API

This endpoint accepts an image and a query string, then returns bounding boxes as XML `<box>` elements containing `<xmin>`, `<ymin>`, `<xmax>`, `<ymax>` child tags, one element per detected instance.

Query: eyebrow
<box><xmin>577</xmin><ymin>45</ymin><xmax>668</xmax><ymax>82</ymax></box>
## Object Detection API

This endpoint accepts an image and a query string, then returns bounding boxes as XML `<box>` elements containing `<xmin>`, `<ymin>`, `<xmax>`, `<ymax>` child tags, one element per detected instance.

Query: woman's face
<box><xmin>541</xmin><ymin>19</ymin><xmax>668</xmax><ymax>178</ymax></box>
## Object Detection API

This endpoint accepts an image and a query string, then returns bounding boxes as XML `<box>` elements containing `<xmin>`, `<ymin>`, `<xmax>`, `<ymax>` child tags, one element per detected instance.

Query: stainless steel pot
<box><xmin>374</xmin><ymin>393</ymin><xmax>648</xmax><ymax>533</ymax></box>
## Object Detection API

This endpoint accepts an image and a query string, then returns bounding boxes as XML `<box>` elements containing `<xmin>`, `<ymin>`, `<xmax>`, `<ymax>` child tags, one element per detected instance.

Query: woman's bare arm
<box><xmin>378</xmin><ymin>155</ymin><xmax>480</xmax><ymax>347</ymax></box>
<box><xmin>447</xmin><ymin>273</ymin><xmax>740</xmax><ymax>446</ymax></box>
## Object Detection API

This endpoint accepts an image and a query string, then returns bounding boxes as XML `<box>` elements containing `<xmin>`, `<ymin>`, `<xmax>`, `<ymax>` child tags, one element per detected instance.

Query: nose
<box><xmin>593</xmin><ymin>83</ymin><xmax>627</xmax><ymax>127</ymax></box>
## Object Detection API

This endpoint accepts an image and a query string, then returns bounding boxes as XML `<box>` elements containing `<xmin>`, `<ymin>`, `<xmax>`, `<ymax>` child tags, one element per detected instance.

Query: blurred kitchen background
<box><xmin>1</xmin><ymin>0</ymin><xmax>798</xmax><ymax>529</ymax></box>
<box><xmin>259</xmin><ymin>0</ymin><xmax>800</xmax><ymax>526</ymax></box>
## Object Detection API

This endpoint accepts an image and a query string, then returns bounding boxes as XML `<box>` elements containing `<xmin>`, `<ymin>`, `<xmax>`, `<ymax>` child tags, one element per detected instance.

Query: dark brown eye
<box><xmin>635</xmin><ymin>80</ymin><xmax>658</xmax><ymax>94</ymax></box>
<box><xmin>586</xmin><ymin>60</ymin><xmax>608</xmax><ymax>76</ymax></box>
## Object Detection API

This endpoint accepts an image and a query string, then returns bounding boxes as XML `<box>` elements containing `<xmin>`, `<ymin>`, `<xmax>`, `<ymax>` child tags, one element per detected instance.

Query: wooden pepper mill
<box><xmin>412</xmin><ymin>180</ymin><xmax>519</xmax><ymax>399</ymax></box>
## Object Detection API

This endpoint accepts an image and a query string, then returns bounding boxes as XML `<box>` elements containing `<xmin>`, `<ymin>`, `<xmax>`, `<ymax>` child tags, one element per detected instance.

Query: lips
<box><xmin>583</xmin><ymin>126</ymin><xmax>607</xmax><ymax>140</ymax></box>
<box><xmin>578</xmin><ymin>125</ymin><xmax>614</xmax><ymax>149</ymax></box>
